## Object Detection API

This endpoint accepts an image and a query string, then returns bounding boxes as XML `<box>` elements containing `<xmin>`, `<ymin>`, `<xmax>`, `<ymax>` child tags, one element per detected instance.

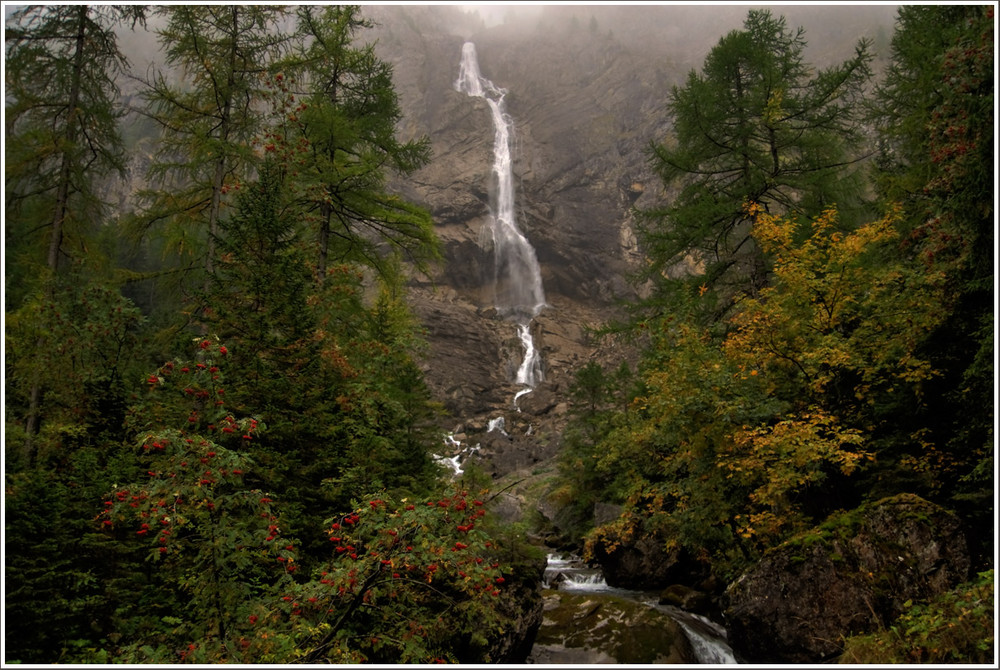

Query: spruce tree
<box><xmin>284</xmin><ymin>5</ymin><xmax>437</xmax><ymax>283</ymax></box>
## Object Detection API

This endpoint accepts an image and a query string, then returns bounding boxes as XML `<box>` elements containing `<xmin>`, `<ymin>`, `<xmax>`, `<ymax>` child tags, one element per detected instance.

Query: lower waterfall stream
<box><xmin>529</xmin><ymin>554</ymin><xmax>737</xmax><ymax>664</ymax></box>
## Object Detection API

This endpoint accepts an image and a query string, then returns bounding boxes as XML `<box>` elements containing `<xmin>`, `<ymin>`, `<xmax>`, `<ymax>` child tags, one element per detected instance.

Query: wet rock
<box><xmin>589</xmin><ymin>523</ymin><xmax>709</xmax><ymax>590</ymax></box>
<box><xmin>724</xmin><ymin>494</ymin><xmax>970</xmax><ymax>664</ymax></box>
<box><xmin>527</xmin><ymin>590</ymin><xmax>695</xmax><ymax>664</ymax></box>
<box><xmin>547</xmin><ymin>572</ymin><xmax>568</xmax><ymax>590</ymax></box>
<box><xmin>658</xmin><ymin>584</ymin><xmax>711</xmax><ymax>616</ymax></box>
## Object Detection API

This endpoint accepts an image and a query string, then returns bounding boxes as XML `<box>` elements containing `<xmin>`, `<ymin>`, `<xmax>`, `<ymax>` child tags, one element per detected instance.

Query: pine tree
<box><xmin>283</xmin><ymin>5</ymin><xmax>438</xmax><ymax>283</ymax></box>
<box><xmin>203</xmin><ymin>163</ymin><xmax>439</xmax><ymax>565</ymax></box>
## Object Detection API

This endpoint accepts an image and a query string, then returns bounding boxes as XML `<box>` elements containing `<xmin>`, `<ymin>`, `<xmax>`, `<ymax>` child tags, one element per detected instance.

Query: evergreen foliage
<box><xmin>4</xmin><ymin>5</ymin><xmax>509</xmax><ymax>663</ymax></box>
<box><xmin>638</xmin><ymin>9</ymin><xmax>874</xmax><ymax>320</ymax></box>
<box><xmin>5</xmin><ymin>5</ymin><xmax>144</xmax><ymax>285</ymax></box>
<box><xmin>5</xmin><ymin>273</ymin><xmax>146</xmax><ymax>467</ymax></box>
<box><xmin>135</xmin><ymin>5</ymin><xmax>293</xmax><ymax>281</ymax></box>
<box><xmin>283</xmin><ymin>5</ymin><xmax>438</xmax><ymax>281</ymax></box>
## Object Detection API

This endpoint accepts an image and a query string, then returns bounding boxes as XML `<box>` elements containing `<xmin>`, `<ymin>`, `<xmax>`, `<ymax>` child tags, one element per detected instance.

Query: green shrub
<box><xmin>839</xmin><ymin>570</ymin><xmax>994</xmax><ymax>663</ymax></box>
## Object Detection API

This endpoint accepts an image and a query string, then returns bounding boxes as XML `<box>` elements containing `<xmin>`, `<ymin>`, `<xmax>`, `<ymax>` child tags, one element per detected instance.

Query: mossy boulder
<box><xmin>528</xmin><ymin>590</ymin><xmax>695</xmax><ymax>663</ymax></box>
<box><xmin>724</xmin><ymin>494</ymin><xmax>970</xmax><ymax>663</ymax></box>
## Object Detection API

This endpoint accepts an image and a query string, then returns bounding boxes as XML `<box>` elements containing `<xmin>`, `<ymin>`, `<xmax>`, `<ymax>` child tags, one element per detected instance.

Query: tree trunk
<box><xmin>26</xmin><ymin>4</ymin><xmax>89</xmax><ymax>463</ymax></box>
<box><xmin>46</xmin><ymin>4</ymin><xmax>88</xmax><ymax>273</ymax></box>
<box><xmin>318</xmin><ymin>203</ymin><xmax>331</xmax><ymax>283</ymax></box>
<box><xmin>205</xmin><ymin>7</ymin><xmax>240</xmax><ymax>282</ymax></box>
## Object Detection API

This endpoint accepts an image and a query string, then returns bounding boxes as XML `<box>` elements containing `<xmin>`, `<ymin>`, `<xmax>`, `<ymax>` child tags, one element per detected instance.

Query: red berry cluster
<box><xmin>278</xmin><ymin>490</ymin><xmax>510</xmax><ymax>662</ymax></box>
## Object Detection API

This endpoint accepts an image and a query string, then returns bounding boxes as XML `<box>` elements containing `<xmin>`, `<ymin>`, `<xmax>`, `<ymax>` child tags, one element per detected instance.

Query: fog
<box><xmin>7</xmin><ymin>4</ymin><xmax>903</xmax><ymax>105</ymax></box>
<box><xmin>447</xmin><ymin>3</ymin><xmax>899</xmax><ymax>65</ymax></box>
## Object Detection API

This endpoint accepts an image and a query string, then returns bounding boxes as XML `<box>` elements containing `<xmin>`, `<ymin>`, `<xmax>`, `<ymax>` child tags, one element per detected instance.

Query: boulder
<box><xmin>724</xmin><ymin>494</ymin><xmax>970</xmax><ymax>663</ymax></box>
<box><xmin>588</xmin><ymin>522</ymin><xmax>709</xmax><ymax>591</ymax></box>
<box><xmin>658</xmin><ymin>584</ymin><xmax>712</xmax><ymax>616</ymax></box>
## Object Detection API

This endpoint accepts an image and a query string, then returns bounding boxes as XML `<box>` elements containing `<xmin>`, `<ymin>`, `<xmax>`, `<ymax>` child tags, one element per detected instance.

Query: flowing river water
<box><xmin>529</xmin><ymin>554</ymin><xmax>737</xmax><ymax>664</ymax></box>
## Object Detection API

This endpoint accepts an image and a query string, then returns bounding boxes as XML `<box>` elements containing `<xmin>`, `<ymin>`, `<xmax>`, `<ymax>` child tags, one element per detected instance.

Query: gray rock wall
<box><xmin>366</xmin><ymin>7</ymin><xmax>670</xmax><ymax>473</ymax></box>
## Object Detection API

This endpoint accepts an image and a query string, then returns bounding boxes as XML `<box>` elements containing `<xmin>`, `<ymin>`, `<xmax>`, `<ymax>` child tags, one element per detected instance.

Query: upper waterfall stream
<box><xmin>455</xmin><ymin>41</ymin><xmax>545</xmax><ymax>396</ymax></box>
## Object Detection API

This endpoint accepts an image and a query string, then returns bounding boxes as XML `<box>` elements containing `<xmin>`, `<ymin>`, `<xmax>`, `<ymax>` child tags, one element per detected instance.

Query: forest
<box><xmin>3</xmin><ymin>3</ymin><xmax>995</xmax><ymax>665</ymax></box>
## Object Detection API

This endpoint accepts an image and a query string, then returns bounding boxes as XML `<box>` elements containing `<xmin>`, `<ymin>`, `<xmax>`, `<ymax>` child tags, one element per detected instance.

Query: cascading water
<box><xmin>540</xmin><ymin>554</ymin><xmax>737</xmax><ymax>664</ymax></box>
<box><xmin>455</xmin><ymin>42</ymin><xmax>546</xmax><ymax>401</ymax></box>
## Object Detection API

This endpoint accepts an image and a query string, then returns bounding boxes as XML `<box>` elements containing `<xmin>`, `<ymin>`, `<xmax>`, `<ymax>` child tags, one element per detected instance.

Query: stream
<box><xmin>528</xmin><ymin>554</ymin><xmax>737</xmax><ymax>664</ymax></box>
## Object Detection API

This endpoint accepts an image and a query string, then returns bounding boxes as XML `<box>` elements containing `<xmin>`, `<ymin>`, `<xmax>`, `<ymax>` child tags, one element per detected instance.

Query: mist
<box><xmin>397</xmin><ymin>3</ymin><xmax>899</xmax><ymax>67</ymax></box>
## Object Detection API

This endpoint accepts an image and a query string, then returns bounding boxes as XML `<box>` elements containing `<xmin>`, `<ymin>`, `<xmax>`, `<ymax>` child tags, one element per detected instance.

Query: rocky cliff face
<box><xmin>364</xmin><ymin>5</ymin><xmax>673</xmax><ymax>476</ymax></box>
<box><xmin>362</xmin><ymin>4</ymin><xmax>897</xmax><ymax>478</ymax></box>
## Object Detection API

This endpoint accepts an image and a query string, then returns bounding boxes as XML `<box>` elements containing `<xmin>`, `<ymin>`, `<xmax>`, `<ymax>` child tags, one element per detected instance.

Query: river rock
<box><xmin>724</xmin><ymin>494</ymin><xmax>970</xmax><ymax>663</ymax></box>
<box><xmin>658</xmin><ymin>584</ymin><xmax>712</xmax><ymax>616</ymax></box>
<box><xmin>527</xmin><ymin>591</ymin><xmax>695</xmax><ymax>664</ymax></box>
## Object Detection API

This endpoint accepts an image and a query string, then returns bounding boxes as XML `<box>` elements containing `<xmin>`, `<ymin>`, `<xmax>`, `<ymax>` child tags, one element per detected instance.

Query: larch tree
<box><xmin>281</xmin><ymin>4</ymin><xmax>437</xmax><ymax>284</ymax></box>
<box><xmin>4</xmin><ymin>4</ymin><xmax>145</xmax><ymax>463</ymax></box>
<box><xmin>5</xmin><ymin>4</ymin><xmax>143</xmax><ymax>287</ymax></box>
<box><xmin>638</xmin><ymin>9</ymin><xmax>874</xmax><ymax>321</ymax></box>
<box><xmin>136</xmin><ymin>5</ymin><xmax>293</xmax><ymax>283</ymax></box>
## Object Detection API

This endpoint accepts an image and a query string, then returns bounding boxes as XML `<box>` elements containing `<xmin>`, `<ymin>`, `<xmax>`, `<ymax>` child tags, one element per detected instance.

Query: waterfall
<box><xmin>455</xmin><ymin>42</ymin><xmax>546</xmax><ymax>395</ymax></box>
<box><xmin>433</xmin><ymin>433</ymin><xmax>481</xmax><ymax>478</ymax></box>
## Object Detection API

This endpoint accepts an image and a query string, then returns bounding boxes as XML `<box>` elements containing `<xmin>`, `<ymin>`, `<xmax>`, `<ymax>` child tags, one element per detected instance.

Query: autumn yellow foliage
<box><xmin>587</xmin><ymin>203</ymin><xmax>953</xmax><ymax>570</ymax></box>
